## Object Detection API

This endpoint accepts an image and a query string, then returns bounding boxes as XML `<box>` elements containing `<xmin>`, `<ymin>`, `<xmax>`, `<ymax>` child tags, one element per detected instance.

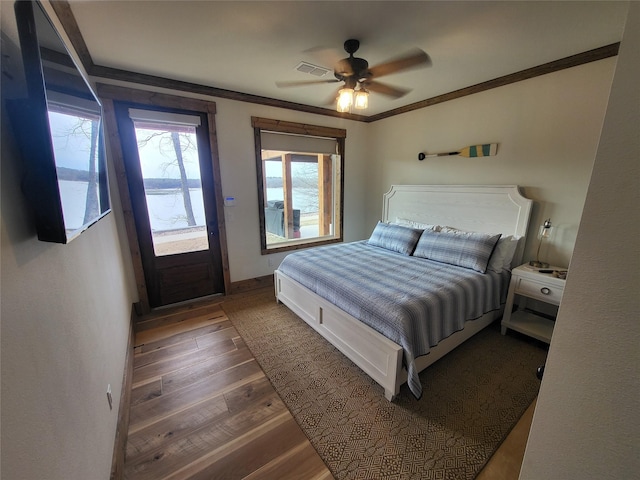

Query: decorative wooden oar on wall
<box><xmin>418</xmin><ymin>143</ymin><xmax>498</xmax><ymax>160</ymax></box>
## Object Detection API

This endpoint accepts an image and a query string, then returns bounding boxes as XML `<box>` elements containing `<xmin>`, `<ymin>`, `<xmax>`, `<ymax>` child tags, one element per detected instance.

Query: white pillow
<box><xmin>487</xmin><ymin>235</ymin><xmax>521</xmax><ymax>272</ymax></box>
<box><xmin>394</xmin><ymin>217</ymin><xmax>441</xmax><ymax>231</ymax></box>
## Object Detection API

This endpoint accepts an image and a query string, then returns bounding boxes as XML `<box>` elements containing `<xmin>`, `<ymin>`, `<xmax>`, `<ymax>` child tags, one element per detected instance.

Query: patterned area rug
<box><xmin>223</xmin><ymin>289</ymin><xmax>547</xmax><ymax>480</ymax></box>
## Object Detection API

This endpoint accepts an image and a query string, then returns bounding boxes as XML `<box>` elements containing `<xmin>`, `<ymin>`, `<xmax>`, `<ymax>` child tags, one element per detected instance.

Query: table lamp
<box><xmin>529</xmin><ymin>218</ymin><xmax>553</xmax><ymax>268</ymax></box>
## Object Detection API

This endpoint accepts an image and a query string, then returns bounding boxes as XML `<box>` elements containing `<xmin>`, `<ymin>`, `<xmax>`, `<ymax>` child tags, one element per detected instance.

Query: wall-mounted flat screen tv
<box><xmin>9</xmin><ymin>0</ymin><xmax>110</xmax><ymax>243</ymax></box>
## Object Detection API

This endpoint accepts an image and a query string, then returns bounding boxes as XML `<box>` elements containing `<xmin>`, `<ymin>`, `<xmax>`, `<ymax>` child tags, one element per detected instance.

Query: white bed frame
<box><xmin>274</xmin><ymin>185</ymin><xmax>533</xmax><ymax>401</ymax></box>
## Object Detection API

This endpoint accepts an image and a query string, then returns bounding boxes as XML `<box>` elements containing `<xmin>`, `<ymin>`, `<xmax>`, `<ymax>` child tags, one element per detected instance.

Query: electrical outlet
<box><xmin>267</xmin><ymin>258</ymin><xmax>274</xmax><ymax>267</ymax></box>
<box><xmin>106</xmin><ymin>384</ymin><xmax>113</xmax><ymax>410</ymax></box>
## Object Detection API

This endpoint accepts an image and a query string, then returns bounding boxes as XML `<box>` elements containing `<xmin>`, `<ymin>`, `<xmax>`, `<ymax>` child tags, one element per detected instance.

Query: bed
<box><xmin>274</xmin><ymin>185</ymin><xmax>533</xmax><ymax>401</ymax></box>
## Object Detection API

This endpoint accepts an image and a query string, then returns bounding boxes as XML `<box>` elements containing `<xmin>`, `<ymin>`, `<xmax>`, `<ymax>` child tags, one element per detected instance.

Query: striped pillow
<box><xmin>413</xmin><ymin>229</ymin><xmax>502</xmax><ymax>273</ymax></box>
<box><xmin>367</xmin><ymin>222</ymin><xmax>423</xmax><ymax>256</ymax></box>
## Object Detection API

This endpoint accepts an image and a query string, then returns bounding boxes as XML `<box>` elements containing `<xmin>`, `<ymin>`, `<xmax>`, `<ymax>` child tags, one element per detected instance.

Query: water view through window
<box><xmin>49</xmin><ymin>109</ymin><xmax>103</xmax><ymax>233</ymax></box>
<box><xmin>262</xmin><ymin>151</ymin><xmax>339</xmax><ymax>247</ymax></box>
<box><xmin>133</xmin><ymin>121</ymin><xmax>208</xmax><ymax>256</ymax></box>
<box><xmin>265</xmin><ymin>156</ymin><xmax>319</xmax><ymax>241</ymax></box>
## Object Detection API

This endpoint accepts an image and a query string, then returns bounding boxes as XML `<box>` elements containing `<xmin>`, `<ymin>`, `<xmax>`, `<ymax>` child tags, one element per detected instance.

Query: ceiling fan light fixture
<box><xmin>337</xmin><ymin>87</ymin><xmax>354</xmax><ymax>112</ymax></box>
<box><xmin>278</xmin><ymin>39</ymin><xmax>431</xmax><ymax>113</ymax></box>
<box><xmin>354</xmin><ymin>89</ymin><xmax>369</xmax><ymax>109</ymax></box>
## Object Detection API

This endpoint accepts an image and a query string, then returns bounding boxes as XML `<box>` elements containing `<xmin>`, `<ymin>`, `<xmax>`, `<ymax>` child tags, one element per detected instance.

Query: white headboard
<box><xmin>382</xmin><ymin>185</ymin><xmax>533</xmax><ymax>265</ymax></box>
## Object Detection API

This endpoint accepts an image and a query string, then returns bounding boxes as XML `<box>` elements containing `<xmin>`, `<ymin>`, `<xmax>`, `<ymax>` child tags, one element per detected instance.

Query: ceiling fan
<box><xmin>276</xmin><ymin>39</ymin><xmax>431</xmax><ymax>112</ymax></box>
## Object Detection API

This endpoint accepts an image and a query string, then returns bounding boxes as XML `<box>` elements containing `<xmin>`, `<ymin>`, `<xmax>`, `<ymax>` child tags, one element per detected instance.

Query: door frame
<box><xmin>98</xmin><ymin>84</ymin><xmax>230</xmax><ymax>314</ymax></box>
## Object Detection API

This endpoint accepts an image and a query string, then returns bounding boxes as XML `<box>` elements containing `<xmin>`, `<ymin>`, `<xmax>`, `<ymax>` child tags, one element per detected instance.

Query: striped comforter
<box><xmin>277</xmin><ymin>241</ymin><xmax>509</xmax><ymax>398</ymax></box>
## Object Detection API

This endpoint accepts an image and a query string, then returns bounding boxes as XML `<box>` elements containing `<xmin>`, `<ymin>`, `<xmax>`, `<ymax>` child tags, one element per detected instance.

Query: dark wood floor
<box><xmin>123</xmin><ymin>291</ymin><xmax>533</xmax><ymax>479</ymax></box>
<box><xmin>124</xmin><ymin>301</ymin><xmax>333</xmax><ymax>480</ymax></box>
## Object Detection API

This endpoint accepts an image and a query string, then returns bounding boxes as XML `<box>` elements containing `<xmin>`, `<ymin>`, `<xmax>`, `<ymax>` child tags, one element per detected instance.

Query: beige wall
<box><xmin>521</xmin><ymin>3</ymin><xmax>639</xmax><ymax>478</ymax></box>
<box><xmin>365</xmin><ymin>58</ymin><xmax>617</xmax><ymax>269</ymax></box>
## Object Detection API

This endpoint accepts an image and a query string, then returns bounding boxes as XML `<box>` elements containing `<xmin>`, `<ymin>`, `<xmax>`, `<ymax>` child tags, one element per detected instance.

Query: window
<box><xmin>128</xmin><ymin>108</ymin><xmax>208</xmax><ymax>256</ymax></box>
<box><xmin>252</xmin><ymin>117</ymin><xmax>346</xmax><ymax>253</ymax></box>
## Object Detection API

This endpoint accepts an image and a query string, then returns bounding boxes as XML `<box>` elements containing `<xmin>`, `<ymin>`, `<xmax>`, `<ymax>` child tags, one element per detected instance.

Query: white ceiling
<box><xmin>68</xmin><ymin>1</ymin><xmax>629</xmax><ymax>116</ymax></box>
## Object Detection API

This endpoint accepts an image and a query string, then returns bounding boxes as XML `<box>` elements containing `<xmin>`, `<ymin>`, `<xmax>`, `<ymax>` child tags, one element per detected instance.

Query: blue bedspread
<box><xmin>278</xmin><ymin>241</ymin><xmax>509</xmax><ymax>398</ymax></box>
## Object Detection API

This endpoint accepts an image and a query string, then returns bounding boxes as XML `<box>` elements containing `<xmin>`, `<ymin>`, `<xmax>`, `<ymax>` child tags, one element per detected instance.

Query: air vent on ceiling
<box><xmin>295</xmin><ymin>61</ymin><xmax>330</xmax><ymax>77</ymax></box>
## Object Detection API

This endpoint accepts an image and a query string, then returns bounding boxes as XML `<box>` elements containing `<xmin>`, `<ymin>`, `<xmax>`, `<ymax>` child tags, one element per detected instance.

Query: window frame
<box><xmin>252</xmin><ymin>117</ymin><xmax>346</xmax><ymax>254</ymax></box>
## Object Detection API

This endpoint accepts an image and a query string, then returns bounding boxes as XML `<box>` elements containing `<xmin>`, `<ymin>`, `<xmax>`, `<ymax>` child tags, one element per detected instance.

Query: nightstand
<box><xmin>501</xmin><ymin>264</ymin><xmax>566</xmax><ymax>343</ymax></box>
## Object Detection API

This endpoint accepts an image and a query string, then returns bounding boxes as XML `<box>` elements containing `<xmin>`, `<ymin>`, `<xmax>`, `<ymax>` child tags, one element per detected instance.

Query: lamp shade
<box><xmin>539</xmin><ymin>218</ymin><xmax>553</xmax><ymax>238</ymax></box>
<box><xmin>354</xmin><ymin>89</ymin><xmax>369</xmax><ymax>109</ymax></box>
<box><xmin>530</xmin><ymin>218</ymin><xmax>553</xmax><ymax>268</ymax></box>
<box><xmin>337</xmin><ymin>88</ymin><xmax>354</xmax><ymax>112</ymax></box>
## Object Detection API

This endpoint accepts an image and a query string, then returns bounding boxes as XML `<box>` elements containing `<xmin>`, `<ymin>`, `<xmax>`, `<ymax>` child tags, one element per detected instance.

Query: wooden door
<box><xmin>114</xmin><ymin>102</ymin><xmax>225</xmax><ymax>307</ymax></box>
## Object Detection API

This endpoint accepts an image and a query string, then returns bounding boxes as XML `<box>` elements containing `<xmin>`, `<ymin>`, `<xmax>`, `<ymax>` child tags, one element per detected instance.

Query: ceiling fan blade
<box><xmin>368</xmin><ymin>49</ymin><xmax>431</xmax><ymax>78</ymax></box>
<box><xmin>303</xmin><ymin>46</ymin><xmax>343</xmax><ymax>70</ymax></box>
<box><xmin>365</xmin><ymin>80</ymin><xmax>411</xmax><ymax>99</ymax></box>
<box><xmin>276</xmin><ymin>79</ymin><xmax>340</xmax><ymax>88</ymax></box>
